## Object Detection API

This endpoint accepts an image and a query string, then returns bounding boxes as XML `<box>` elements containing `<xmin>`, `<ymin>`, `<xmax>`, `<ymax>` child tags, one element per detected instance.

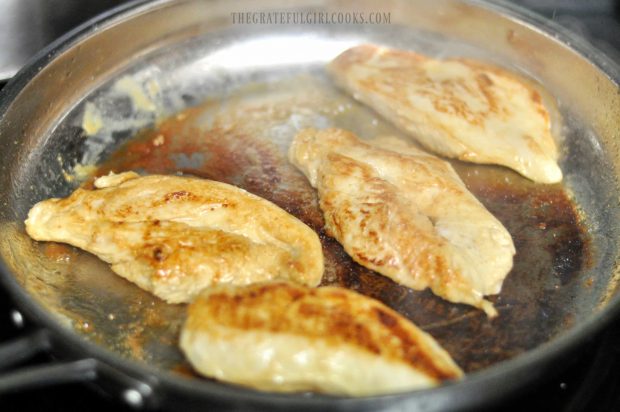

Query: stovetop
<box><xmin>1</xmin><ymin>1</ymin><xmax>620</xmax><ymax>411</ymax></box>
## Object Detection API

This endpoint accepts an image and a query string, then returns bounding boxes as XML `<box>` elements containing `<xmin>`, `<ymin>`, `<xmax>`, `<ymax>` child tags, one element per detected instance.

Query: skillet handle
<box><xmin>0</xmin><ymin>358</ymin><xmax>98</xmax><ymax>393</ymax></box>
<box><xmin>0</xmin><ymin>330</ymin><xmax>97</xmax><ymax>393</ymax></box>
<box><xmin>0</xmin><ymin>329</ymin><xmax>157</xmax><ymax>409</ymax></box>
<box><xmin>0</xmin><ymin>329</ymin><xmax>51</xmax><ymax>370</ymax></box>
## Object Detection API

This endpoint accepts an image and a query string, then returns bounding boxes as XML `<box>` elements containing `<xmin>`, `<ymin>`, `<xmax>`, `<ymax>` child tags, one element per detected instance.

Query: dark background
<box><xmin>0</xmin><ymin>0</ymin><xmax>619</xmax><ymax>411</ymax></box>
<box><xmin>1</xmin><ymin>0</ymin><xmax>619</xmax><ymax>82</ymax></box>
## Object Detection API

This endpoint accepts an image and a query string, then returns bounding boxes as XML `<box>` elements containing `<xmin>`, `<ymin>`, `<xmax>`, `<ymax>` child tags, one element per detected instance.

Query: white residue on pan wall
<box><xmin>74</xmin><ymin>72</ymin><xmax>176</xmax><ymax>178</ymax></box>
<box><xmin>82</xmin><ymin>102</ymin><xmax>104</xmax><ymax>136</ymax></box>
<box><xmin>113</xmin><ymin>76</ymin><xmax>159</xmax><ymax>112</ymax></box>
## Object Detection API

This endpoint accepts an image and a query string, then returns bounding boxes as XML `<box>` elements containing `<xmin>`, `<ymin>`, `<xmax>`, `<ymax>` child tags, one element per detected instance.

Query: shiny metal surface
<box><xmin>0</xmin><ymin>0</ymin><xmax>619</xmax><ymax>410</ymax></box>
<box><xmin>0</xmin><ymin>0</ymin><xmax>130</xmax><ymax>82</ymax></box>
<box><xmin>0</xmin><ymin>0</ymin><xmax>47</xmax><ymax>81</ymax></box>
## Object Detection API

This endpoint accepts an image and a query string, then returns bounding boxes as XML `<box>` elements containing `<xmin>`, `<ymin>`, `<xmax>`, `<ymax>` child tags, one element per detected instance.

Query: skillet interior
<box><xmin>0</xmin><ymin>0</ymin><xmax>619</xmax><ymax>399</ymax></box>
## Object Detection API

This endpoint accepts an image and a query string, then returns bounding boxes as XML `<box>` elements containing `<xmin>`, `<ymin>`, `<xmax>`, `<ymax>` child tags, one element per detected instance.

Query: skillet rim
<box><xmin>0</xmin><ymin>0</ymin><xmax>619</xmax><ymax>409</ymax></box>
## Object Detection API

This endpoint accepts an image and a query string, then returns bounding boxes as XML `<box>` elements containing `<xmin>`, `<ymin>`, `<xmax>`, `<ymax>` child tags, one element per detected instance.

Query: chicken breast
<box><xmin>25</xmin><ymin>172</ymin><xmax>323</xmax><ymax>303</ymax></box>
<box><xmin>289</xmin><ymin>128</ymin><xmax>515</xmax><ymax>316</ymax></box>
<box><xmin>180</xmin><ymin>282</ymin><xmax>463</xmax><ymax>395</ymax></box>
<box><xmin>328</xmin><ymin>44</ymin><xmax>562</xmax><ymax>183</ymax></box>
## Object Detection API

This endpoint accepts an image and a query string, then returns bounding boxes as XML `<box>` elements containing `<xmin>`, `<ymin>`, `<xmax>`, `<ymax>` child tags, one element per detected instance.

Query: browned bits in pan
<box><xmin>93</xmin><ymin>79</ymin><xmax>591</xmax><ymax>373</ymax></box>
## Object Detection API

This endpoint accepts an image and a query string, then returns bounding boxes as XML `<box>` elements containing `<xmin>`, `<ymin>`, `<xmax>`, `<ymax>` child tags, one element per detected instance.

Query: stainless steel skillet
<box><xmin>0</xmin><ymin>0</ymin><xmax>619</xmax><ymax>410</ymax></box>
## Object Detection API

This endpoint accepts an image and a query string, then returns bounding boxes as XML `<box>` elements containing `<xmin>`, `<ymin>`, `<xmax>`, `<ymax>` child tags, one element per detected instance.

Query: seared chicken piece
<box><xmin>25</xmin><ymin>172</ymin><xmax>323</xmax><ymax>303</ymax></box>
<box><xmin>180</xmin><ymin>282</ymin><xmax>463</xmax><ymax>395</ymax></box>
<box><xmin>289</xmin><ymin>128</ymin><xmax>515</xmax><ymax>316</ymax></box>
<box><xmin>328</xmin><ymin>44</ymin><xmax>562</xmax><ymax>183</ymax></box>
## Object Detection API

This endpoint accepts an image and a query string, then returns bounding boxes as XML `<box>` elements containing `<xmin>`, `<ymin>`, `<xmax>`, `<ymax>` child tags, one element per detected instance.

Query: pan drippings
<box><xmin>79</xmin><ymin>75</ymin><xmax>591</xmax><ymax>373</ymax></box>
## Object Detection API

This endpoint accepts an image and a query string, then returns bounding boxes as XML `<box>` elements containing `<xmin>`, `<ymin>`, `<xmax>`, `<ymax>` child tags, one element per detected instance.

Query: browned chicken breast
<box><xmin>289</xmin><ymin>128</ymin><xmax>515</xmax><ymax>316</ymax></box>
<box><xmin>328</xmin><ymin>44</ymin><xmax>562</xmax><ymax>184</ymax></box>
<box><xmin>25</xmin><ymin>172</ymin><xmax>323</xmax><ymax>303</ymax></box>
<box><xmin>180</xmin><ymin>282</ymin><xmax>463</xmax><ymax>395</ymax></box>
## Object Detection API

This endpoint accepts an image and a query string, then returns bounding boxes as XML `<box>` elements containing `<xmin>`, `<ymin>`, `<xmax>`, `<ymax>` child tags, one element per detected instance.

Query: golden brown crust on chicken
<box><xmin>328</xmin><ymin>44</ymin><xmax>562</xmax><ymax>183</ymax></box>
<box><xmin>180</xmin><ymin>282</ymin><xmax>462</xmax><ymax>395</ymax></box>
<box><xmin>25</xmin><ymin>172</ymin><xmax>323</xmax><ymax>303</ymax></box>
<box><xmin>289</xmin><ymin>128</ymin><xmax>515</xmax><ymax>316</ymax></box>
